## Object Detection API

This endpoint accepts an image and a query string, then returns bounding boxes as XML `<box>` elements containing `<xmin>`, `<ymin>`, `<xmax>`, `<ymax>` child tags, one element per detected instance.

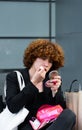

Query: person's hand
<box><xmin>31</xmin><ymin>66</ymin><xmax>47</xmax><ymax>92</ymax></box>
<box><xmin>45</xmin><ymin>75</ymin><xmax>62</xmax><ymax>96</ymax></box>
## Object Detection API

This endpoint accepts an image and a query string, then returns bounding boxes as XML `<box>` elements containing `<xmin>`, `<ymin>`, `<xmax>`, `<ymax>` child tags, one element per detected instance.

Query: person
<box><xmin>5</xmin><ymin>39</ymin><xmax>76</xmax><ymax>130</ymax></box>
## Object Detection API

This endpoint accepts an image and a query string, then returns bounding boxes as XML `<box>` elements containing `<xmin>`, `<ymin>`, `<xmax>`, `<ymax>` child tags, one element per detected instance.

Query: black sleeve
<box><xmin>54</xmin><ymin>89</ymin><xmax>66</xmax><ymax>109</ymax></box>
<box><xmin>6</xmin><ymin>72</ymin><xmax>39</xmax><ymax>113</ymax></box>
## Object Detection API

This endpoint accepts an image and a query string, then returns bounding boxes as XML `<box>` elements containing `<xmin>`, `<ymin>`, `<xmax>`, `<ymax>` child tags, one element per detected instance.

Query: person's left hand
<box><xmin>45</xmin><ymin>75</ymin><xmax>62</xmax><ymax>93</ymax></box>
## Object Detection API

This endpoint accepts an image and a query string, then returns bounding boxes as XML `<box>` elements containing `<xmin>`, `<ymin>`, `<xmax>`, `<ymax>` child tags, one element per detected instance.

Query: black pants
<box><xmin>19</xmin><ymin>109</ymin><xmax>76</xmax><ymax>130</ymax></box>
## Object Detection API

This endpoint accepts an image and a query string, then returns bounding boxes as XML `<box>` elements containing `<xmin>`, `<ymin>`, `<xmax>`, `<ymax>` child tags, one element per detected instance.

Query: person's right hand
<box><xmin>31</xmin><ymin>66</ymin><xmax>46</xmax><ymax>90</ymax></box>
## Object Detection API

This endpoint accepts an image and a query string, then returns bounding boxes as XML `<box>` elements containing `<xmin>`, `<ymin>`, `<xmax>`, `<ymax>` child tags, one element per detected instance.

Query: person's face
<box><xmin>33</xmin><ymin>58</ymin><xmax>52</xmax><ymax>73</ymax></box>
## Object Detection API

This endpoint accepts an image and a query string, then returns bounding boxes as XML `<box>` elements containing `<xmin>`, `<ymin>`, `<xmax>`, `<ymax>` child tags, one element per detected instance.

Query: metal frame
<box><xmin>0</xmin><ymin>0</ymin><xmax>56</xmax><ymax>2</ymax></box>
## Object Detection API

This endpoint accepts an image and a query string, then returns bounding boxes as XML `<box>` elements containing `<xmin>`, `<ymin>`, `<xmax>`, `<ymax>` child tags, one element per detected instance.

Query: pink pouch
<box><xmin>36</xmin><ymin>104</ymin><xmax>63</xmax><ymax>123</ymax></box>
<box><xmin>29</xmin><ymin>105</ymin><xmax>63</xmax><ymax>130</ymax></box>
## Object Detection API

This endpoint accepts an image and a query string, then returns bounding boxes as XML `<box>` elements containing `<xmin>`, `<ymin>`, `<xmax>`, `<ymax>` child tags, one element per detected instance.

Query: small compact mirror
<box><xmin>49</xmin><ymin>70</ymin><xmax>59</xmax><ymax>79</ymax></box>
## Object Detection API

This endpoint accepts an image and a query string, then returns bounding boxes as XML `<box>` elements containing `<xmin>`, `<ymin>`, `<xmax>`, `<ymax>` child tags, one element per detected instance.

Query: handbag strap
<box><xmin>4</xmin><ymin>71</ymin><xmax>25</xmax><ymax>97</ymax></box>
<box><xmin>69</xmin><ymin>79</ymin><xmax>81</xmax><ymax>92</ymax></box>
<box><xmin>15</xmin><ymin>71</ymin><xmax>25</xmax><ymax>91</ymax></box>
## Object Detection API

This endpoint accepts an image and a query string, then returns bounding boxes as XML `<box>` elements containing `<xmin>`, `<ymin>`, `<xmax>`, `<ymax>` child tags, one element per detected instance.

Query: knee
<box><xmin>63</xmin><ymin>109</ymin><xmax>76</xmax><ymax>124</ymax></box>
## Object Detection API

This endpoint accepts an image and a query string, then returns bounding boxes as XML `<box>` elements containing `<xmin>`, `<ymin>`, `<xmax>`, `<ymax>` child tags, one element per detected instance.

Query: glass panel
<box><xmin>0</xmin><ymin>39</ymin><xmax>31</xmax><ymax>69</ymax></box>
<box><xmin>0</xmin><ymin>1</ymin><xmax>56</xmax><ymax>69</ymax></box>
<box><xmin>0</xmin><ymin>38</ymin><xmax>56</xmax><ymax>69</ymax></box>
<box><xmin>0</xmin><ymin>2</ymin><xmax>53</xmax><ymax>37</ymax></box>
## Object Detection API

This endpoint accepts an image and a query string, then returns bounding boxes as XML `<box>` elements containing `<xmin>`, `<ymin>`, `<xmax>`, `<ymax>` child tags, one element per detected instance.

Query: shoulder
<box><xmin>6</xmin><ymin>68</ymin><xmax>27</xmax><ymax>80</ymax></box>
<box><xmin>6</xmin><ymin>68</ymin><xmax>29</xmax><ymax>84</ymax></box>
<box><xmin>6</xmin><ymin>71</ymin><xmax>17</xmax><ymax>80</ymax></box>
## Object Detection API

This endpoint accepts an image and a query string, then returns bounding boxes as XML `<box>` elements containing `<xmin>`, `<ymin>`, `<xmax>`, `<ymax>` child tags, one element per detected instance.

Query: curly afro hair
<box><xmin>23</xmin><ymin>39</ymin><xmax>64</xmax><ymax>70</ymax></box>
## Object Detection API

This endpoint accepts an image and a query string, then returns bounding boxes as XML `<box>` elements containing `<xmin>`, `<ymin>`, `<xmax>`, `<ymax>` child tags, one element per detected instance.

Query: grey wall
<box><xmin>56</xmin><ymin>0</ymin><xmax>82</xmax><ymax>91</ymax></box>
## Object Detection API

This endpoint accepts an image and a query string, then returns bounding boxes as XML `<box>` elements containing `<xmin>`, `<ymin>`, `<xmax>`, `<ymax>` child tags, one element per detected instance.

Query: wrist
<box><xmin>52</xmin><ymin>90</ymin><xmax>58</xmax><ymax>97</ymax></box>
<box><xmin>31</xmin><ymin>79</ymin><xmax>38</xmax><ymax>86</ymax></box>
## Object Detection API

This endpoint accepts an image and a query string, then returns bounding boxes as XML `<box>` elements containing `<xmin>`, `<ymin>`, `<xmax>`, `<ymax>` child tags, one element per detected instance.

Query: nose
<box><xmin>44</xmin><ymin>59</ymin><xmax>50</xmax><ymax>67</ymax></box>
